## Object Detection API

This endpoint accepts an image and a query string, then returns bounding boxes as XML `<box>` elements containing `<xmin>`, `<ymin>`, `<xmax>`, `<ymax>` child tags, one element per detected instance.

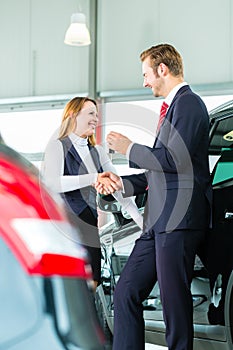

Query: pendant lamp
<box><xmin>64</xmin><ymin>13</ymin><xmax>91</xmax><ymax>46</ymax></box>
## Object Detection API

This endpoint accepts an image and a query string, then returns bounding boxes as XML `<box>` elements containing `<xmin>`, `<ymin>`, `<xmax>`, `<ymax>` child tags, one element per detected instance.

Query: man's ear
<box><xmin>158</xmin><ymin>63</ymin><xmax>167</xmax><ymax>76</ymax></box>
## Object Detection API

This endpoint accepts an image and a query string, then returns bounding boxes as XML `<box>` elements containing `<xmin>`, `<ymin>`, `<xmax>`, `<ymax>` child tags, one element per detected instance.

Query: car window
<box><xmin>209</xmin><ymin>115</ymin><xmax>233</xmax><ymax>155</ymax></box>
<box><xmin>212</xmin><ymin>149</ymin><xmax>233</xmax><ymax>185</ymax></box>
<box><xmin>209</xmin><ymin>114</ymin><xmax>233</xmax><ymax>185</ymax></box>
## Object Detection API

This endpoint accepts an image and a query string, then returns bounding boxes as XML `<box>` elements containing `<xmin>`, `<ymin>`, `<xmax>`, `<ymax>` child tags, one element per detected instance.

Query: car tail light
<box><xmin>0</xmin><ymin>148</ymin><xmax>92</xmax><ymax>280</ymax></box>
<box><xmin>27</xmin><ymin>253</ymin><xmax>91</xmax><ymax>277</ymax></box>
<box><xmin>3</xmin><ymin>218</ymin><xmax>92</xmax><ymax>279</ymax></box>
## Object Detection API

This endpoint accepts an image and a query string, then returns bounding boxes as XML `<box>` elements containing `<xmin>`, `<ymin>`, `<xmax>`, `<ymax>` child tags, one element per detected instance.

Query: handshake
<box><xmin>93</xmin><ymin>131</ymin><xmax>132</xmax><ymax>195</ymax></box>
<box><xmin>95</xmin><ymin>172</ymin><xmax>123</xmax><ymax>195</ymax></box>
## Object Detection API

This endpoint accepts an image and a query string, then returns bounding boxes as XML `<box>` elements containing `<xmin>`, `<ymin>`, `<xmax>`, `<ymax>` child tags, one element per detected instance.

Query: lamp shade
<box><xmin>64</xmin><ymin>13</ymin><xmax>91</xmax><ymax>46</ymax></box>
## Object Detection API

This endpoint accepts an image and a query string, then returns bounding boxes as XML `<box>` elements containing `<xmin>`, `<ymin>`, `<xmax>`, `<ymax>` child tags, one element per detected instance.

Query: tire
<box><xmin>225</xmin><ymin>271</ymin><xmax>233</xmax><ymax>346</ymax></box>
<box><xmin>95</xmin><ymin>289</ymin><xmax>113</xmax><ymax>349</ymax></box>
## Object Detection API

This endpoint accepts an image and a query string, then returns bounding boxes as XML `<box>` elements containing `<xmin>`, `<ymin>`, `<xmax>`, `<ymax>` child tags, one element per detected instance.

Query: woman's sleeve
<box><xmin>96</xmin><ymin>146</ymin><xmax>143</xmax><ymax>229</ymax></box>
<box><xmin>41</xmin><ymin>139</ymin><xmax>98</xmax><ymax>193</ymax></box>
<box><xmin>112</xmin><ymin>191</ymin><xmax>143</xmax><ymax>229</ymax></box>
<box><xmin>96</xmin><ymin>145</ymin><xmax>117</xmax><ymax>173</ymax></box>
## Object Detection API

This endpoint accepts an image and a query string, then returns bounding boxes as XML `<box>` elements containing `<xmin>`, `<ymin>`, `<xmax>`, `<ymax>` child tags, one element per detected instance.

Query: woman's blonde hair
<box><xmin>59</xmin><ymin>97</ymin><xmax>97</xmax><ymax>146</ymax></box>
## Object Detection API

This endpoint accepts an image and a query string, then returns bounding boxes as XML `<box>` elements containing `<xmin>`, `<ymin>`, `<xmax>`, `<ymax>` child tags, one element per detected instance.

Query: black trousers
<box><xmin>68</xmin><ymin>206</ymin><xmax>101</xmax><ymax>284</ymax></box>
<box><xmin>113</xmin><ymin>229</ymin><xmax>205</xmax><ymax>350</ymax></box>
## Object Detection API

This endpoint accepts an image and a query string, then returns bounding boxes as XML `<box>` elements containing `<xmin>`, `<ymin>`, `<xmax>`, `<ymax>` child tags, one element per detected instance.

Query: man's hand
<box><xmin>107</xmin><ymin>132</ymin><xmax>132</xmax><ymax>155</ymax></box>
<box><xmin>95</xmin><ymin>172</ymin><xmax>122</xmax><ymax>195</ymax></box>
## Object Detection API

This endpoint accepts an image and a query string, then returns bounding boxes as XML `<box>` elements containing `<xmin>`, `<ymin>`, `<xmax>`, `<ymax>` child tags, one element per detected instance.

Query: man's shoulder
<box><xmin>176</xmin><ymin>86</ymin><xmax>206</xmax><ymax>107</ymax></box>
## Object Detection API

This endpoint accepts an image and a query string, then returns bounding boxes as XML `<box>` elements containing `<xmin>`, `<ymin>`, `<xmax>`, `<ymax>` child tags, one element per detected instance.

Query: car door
<box><xmin>206</xmin><ymin>106</ymin><xmax>233</xmax><ymax>344</ymax></box>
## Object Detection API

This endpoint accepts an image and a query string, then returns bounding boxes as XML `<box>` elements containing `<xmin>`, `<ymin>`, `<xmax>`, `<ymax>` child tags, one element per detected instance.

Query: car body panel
<box><xmin>0</xmin><ymin>143</ymin><xmax>105</xmax><ymax>350</ymax></box>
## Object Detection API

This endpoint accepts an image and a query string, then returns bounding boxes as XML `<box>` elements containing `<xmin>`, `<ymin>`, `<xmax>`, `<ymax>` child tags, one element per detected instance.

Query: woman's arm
<box><xmin>41</xmin><ymin>139</ymin><xmax>98</xmax><ymax>193</ymax></box>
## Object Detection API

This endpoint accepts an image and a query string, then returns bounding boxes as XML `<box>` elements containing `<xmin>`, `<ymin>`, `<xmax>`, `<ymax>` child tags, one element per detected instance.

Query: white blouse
<box><xmin>41</xmin><ymin>133</ymin><xmax>143</xmax><ymax>229</ymax></box>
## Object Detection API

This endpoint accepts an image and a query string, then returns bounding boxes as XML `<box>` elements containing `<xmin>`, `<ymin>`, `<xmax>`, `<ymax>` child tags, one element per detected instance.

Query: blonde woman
<box><xmin>42</xmin><ymin>97</ymin><xmax>143</xmax><ymax>291</ymax></box>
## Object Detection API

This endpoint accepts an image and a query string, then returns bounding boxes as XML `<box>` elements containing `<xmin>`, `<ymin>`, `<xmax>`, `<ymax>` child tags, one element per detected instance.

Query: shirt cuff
<box><xmin>126</xmin><ymin>142</ymin><xmax>134</xmax><ymax>160</ymax></box>
<box><xmin>120</xmin><ymin>176</ymin><xmax>125</xmax><ymax>194</ymax></box>
<box><xmin>93</xmin><ymin>173</ymin><xmax>98</xmax><ymax>185</ymax></box>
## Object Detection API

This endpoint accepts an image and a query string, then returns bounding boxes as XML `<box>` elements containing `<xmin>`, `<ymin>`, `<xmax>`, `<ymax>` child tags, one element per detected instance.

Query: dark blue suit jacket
<box><xmin>123</xmin><ymin>85</ymin><xmax>212</xmax><ymax>234</ymax></box>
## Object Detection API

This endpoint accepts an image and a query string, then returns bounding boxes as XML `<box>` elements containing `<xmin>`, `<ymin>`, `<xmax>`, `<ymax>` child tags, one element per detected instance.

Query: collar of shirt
<box><xmin>164</xmin><ymin>82</ymin><xmax>188</xmax><ymax>109</ymax></box>
<box><xmin>69</xmin><ymin>133</ymin><xmax>98</xmax><ymax>174</ymax></box>
<box><xmin>69</xmin><ymin>132</ymin><xmax>88</xmax><ymax>147</ymax></box>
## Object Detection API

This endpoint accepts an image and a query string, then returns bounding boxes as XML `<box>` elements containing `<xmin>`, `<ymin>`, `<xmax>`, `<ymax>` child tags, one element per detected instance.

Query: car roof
<box><xmin>209</xmin><ymin>99</ymin><xmax>233</xmax><ymax>122</ymax></box>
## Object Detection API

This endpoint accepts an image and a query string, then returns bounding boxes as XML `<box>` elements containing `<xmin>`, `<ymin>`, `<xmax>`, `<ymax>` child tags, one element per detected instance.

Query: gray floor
<box><xmin>145</xmin><ymin>345</ymin><xmax>167</xmax><ymax>349</ymax></box>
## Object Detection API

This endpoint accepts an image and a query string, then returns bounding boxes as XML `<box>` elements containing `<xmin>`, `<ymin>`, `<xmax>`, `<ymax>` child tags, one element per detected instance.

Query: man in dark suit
<box><xmin>100</xmin><ymin>44</ymin><xmax>212</xmax><ymax>350</ymax></box>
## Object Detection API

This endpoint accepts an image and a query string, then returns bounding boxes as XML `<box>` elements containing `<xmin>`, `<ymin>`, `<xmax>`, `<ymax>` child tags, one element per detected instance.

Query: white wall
<box><xmin>0</xmin><ymin>0</ymin><xmax>90</xmax><ymax>98</ymax></box>
<box><xmin>0</xmin><ymin>0</ymin><xmax>233</xmax><ymax>99</ymax></box>
<box><xmin>98</xmin><ymin>0</ymin><xmax>233</xmax><ymax>91</ymax></box>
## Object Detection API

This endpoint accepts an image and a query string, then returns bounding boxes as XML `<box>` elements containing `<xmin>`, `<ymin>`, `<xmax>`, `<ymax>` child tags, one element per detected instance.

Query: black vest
<box><xmin>60</xmin><ymin>137</ymin><xmax>103</xmax><ymax>217</ymax></box>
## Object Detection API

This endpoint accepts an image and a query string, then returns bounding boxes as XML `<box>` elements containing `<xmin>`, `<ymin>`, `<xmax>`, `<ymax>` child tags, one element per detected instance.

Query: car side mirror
<box><xmin>97</xmin><ymin>194</ymin><xmax>122</xmax><ymax>213</ymax></box>
<box><xmin>97</xmin><ymin>191</ymin><xmax>148</xmax><ymax>213</ymax></box>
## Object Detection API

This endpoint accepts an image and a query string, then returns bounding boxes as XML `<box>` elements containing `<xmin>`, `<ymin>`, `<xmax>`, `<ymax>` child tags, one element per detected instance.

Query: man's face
<box><xmin>142</xmin><ymin>57</ymin><xmax>163</xmax><ymax>97</ymax></box>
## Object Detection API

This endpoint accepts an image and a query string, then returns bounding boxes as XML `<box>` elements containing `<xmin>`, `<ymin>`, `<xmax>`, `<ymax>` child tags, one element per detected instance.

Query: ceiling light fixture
<box><xmin>64</xmin><ymin>13</ymin><xmax>91</xmax><ymax>46</ymax></box>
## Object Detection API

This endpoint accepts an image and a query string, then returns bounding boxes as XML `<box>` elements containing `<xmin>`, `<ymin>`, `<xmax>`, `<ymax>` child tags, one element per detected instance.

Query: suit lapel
<box><xmin>153</xmin><ymin>85</ymin><xmax>191</xmax><ymax>148</ymax></box>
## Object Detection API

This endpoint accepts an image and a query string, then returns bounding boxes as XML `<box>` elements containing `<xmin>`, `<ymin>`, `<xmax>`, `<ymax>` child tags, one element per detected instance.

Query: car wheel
<box><xmin>225</xmin><ymin>271</ymin><xmax>233</xmax><ymax>346</ymax></box>
<box><xmin>95</xmin><ymin>289</ymin><xmax>113</xmax><ymax>349</ymax></box>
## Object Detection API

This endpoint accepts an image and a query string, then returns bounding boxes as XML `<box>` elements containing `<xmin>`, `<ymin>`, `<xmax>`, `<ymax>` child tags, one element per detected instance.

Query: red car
<box><xmin>0</xmin><ymin>141</ymin><xmax>105</xmax><ymax>350</ymax></box>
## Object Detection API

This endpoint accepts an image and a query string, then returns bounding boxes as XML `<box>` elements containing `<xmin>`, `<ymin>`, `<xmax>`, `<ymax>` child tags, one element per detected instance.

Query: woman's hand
<box><xmin>95</xmin><ymin>172</ymin><xmax>122</xmax><ymax>194</ymax></box>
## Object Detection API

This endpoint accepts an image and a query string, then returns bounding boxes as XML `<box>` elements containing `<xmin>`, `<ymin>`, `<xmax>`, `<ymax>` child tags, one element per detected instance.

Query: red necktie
<box><xmin>157</xmin><ymin>101</ymin><xmax>169</xmax><ymax>133</ymax></box>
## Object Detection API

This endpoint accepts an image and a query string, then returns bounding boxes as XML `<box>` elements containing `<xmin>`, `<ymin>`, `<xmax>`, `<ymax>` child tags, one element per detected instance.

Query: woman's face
<box><xmin>73</xmin><ymin>101</ymin><xmax>98</xmax><ymax>138</ymax></box>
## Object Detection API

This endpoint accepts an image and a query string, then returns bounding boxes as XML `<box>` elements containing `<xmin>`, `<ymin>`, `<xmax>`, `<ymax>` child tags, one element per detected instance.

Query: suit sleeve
<box><xmin>121</xmin><ymin>172</ymin><xmax>148</xmax><ymax>197</ymax></box>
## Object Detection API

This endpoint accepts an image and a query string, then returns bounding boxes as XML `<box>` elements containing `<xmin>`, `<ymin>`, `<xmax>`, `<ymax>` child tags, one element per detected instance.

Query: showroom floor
<box><xmin>145</xmin><ymin>345</ymin><xmax>167</xmax><ymax>349</ymax></box>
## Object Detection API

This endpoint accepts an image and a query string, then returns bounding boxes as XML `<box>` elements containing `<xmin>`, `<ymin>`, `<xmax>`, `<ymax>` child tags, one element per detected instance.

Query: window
<box><xmin>0</xmin><ymin>108</ymin><xmax>63</xmax><ymax>169</ymax></box>
<box><xmin>1</xmin><ymin>94</ymin><xmax>233</xmax><ymax>173</ymax></box>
